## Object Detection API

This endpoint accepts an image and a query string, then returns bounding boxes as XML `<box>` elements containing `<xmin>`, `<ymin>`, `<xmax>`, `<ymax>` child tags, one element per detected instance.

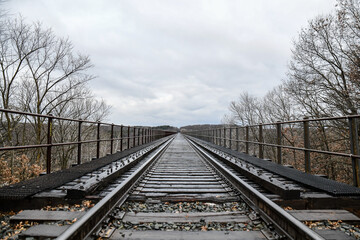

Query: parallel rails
<box><xmin>128</xmin><ymin>134</ymin><xmax>238</xmax><ymax>202</ymax></box>
<box><xmin>186</xmin><ymin>136</ymin><xmax>324</xmax><ymax>240</ymax></box>
<box><xmin>38</xmin><ymin>133</ymin><xmax>325</xmax><ymax>239</ymax></box>
<box><xmin>56</xmin><ymin>136</ymin><xmax>175</xmax><ymax>240</ymax></box>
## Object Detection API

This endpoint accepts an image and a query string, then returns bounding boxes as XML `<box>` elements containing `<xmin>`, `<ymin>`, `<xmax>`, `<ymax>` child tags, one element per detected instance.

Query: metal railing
<box><xmin>0</xmin><ymin>108</ymin><xmax>174</xmax><ymax>174</ymax></box>
<box><xmin>183</xmin><ymin>115</ymin><xmax>360</xmax><ymax>187</ymax></box>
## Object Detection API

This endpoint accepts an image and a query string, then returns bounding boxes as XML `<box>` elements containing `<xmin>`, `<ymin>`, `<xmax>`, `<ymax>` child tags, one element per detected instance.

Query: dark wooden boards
<box><xmin>130</xmin><ymin>135</ymin><xmax>238</xmax><ymax>202</ymax></box>
<box><xmin>288</xmin><ymin>209</ymin><xmax>360</xmax><ymax>222</ymax></box>
<box><xmin>315</xmin><ymin>229</ymin><xmax>355</xmax><ymax>240</ymax></box>
<box><xmin>10</xmin><ymin>210</ymin><xmax>84</xmax><ymax>223</ymax></box>
<box><xmin>19</xmin><ymin>225</ymin><xmax>69</xmax><ymax>239</ymax></box>
<box><xmin>110</xmin><ymin>230</ymin><xmax>266</xmax><ymax>240</ymax></box>
<box><xmin>120</xmin><ymin>211</ymin><xmax>249</xmax><ymax>223</ymax></box>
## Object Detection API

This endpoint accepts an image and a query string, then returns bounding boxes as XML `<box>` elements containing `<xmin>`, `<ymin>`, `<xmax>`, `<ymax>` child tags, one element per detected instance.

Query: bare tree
<box><xmin>285</xmin><ymin>10</ymin><xmax>360</xmax><ymax>117</ymax></box>
<box><xmin>0</xmin><ymin>18</ymin><xmax>47</xmax><ymax>146</ymax></box>
<box><xmin>228</xmin><ymin>92</ymin><xmax>263</xmax><ymax>126</ymax></box>
<box><xmin>262</xmin><ymin>85</ymin><xmax>297</xmax><ymax>123</ymax></box>
<box><xmin>50</xmin><ymin>87</ymin><xmax>110</xmax><ymax>169</ymax></box>
<box><xmin>0</xmin><ymin>16</ymin><xmax>110</xmax><ymax>178</ymax></box>
<box><xmin>223</xmin><ymin>0</ymin><xmax>360</xmax><ymax>183</ymax></box>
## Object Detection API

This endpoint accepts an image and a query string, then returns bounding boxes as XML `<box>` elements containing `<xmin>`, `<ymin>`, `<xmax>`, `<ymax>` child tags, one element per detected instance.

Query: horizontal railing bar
<box><xmin>194</xmin><ymin>115</ymin><xmax>359</xmax><ymax>131</ymax></box>
<box><xmin>0</xmin><ymin>144</ymin><xmax>51</xmax><ymax>151</ymax></box>
<box><xmin>0</xmin><ymin>136</ymin><xmax>170</xmax><ymax>151</ymax></box>
<box><xmin>189</xmin><ymin>134</ymin><xmax>360</xmax><ymax>159</ymax></box>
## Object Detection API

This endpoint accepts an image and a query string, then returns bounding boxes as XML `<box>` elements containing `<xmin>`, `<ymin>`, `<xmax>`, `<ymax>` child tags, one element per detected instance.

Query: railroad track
<box><xmin>3</xmin><ymin>134</ymin><xmax>360</xmax><ymax>239</ymax></box>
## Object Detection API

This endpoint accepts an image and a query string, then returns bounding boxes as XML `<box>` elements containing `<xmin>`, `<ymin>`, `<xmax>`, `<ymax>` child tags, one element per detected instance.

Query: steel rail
<box><xmin>186</xmin><ymin>136</ymin><xmax>325</xmax><ymax>240</ymax></box>
<box><xmin>56</xmin><ymin>136</ymin><xmax>175</xmax><ymax>240</ymax></box>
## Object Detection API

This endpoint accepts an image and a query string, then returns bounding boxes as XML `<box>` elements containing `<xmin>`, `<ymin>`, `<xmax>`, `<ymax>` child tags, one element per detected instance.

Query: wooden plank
<box><xmin>315</xmin><ymin>229</ymin><xmax>355</xmax><ymax>240</ymax></box>
<box><xmin>121</xmin><ymin>211</ymin><xmax>249</xmax><ymax>223</ymax></box>
<box><xmin>288</xmin><ymin>210</ymin><xmax>360</xmax><ymax>222</ymax></box>
<box><xmin>10</xmin><ymin>210</ymin><xmax>84</xmax><ymax>223</ymax></box>
<box><xmin>146</xmin><ymin>178</ymin><xmax>217</xmax><ymax>181</ymax></box>
<box><xmin>110</xmin><ymin>230</ymin><xmax>266</xmax><ymax>240</ymax></box>
<box><xmin>140</xmin><ymin>188</ymin><xmax>228</xmax><ymax>193</ymax></box>
<box><xmin>154</xmin><ymin>168</ymin><xmax>207</xmax><ymax>170</ymax></box>
<box><xmin>128</xmin><ymin>193</ymin><xmax>238</xmax><ymax>202</ymax></box>
<box><xmin>148</xmin><ymin>176</ymin><xmax>216</xmax><ymax>179</ymax></box>
<box><xmin>143</xmin><ymin>184</ymin><xmax>224</xmax><ymax>189</ymax></box>
<box><xmin>149</xmin><ymin>173</ymin><xmax>215</xmax><ymax>176</ymax></box>
<box><xmin>146</xmin><ymin>195</ymin><xmax>237</xmax><ymax>202</ymax></box>
<box><xmin>153</xmin><ymin>172</ymin><xmax>212</xmax><ymax>174</ymax></box>
<box><xmin>146</xmin><ymin>181</ymin><xmax>220</xmax><ymax>185</ymax></box>
<box><xmin>19</xmin><ymin>225</ymin><xmax>69</xmax><ymax>238</ymax></box>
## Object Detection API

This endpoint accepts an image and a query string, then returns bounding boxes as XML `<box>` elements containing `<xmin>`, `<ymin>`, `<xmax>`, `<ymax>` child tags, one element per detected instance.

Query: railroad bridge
<box><xmin>0</xmin><ymin>109</ymin><xmax>360</xmax><ymax>239</ymax></box>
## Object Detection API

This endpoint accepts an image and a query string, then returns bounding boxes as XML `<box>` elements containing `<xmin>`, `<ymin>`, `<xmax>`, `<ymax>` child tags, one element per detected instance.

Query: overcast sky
<box><xmin>7</xmin><ymin>0</ymin><xmax>336</xmax><ymax>127</ymax></box>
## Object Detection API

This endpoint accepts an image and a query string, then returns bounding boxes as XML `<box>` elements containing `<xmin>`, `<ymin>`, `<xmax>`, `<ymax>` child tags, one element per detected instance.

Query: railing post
<box><xmin>96</xmin><ymin>121</ymin><xmax>101</xmax><ymax>159</ymax></box>
<box><xmin>259</xmin><ymin>124</ymin><xmax>264</xmax><ymax>159</ymax></box>
<box><xmin>145</xmin><ymin>128</ymin><xmax>148</xmax><ymax>143</ymax></box>
<box><xmin>77</xmin><ymin>120</ymin><xmax>82</xmax><ymax>165</ymax></box>
<box><xmin>127</xmin><ymin>126</ymin><xmax>131</xmax><ymax>149</ymax></box>
<box><xmin>110</xmin><ymin>123</ymin><xmax>114</xmax><ymax>154</ymax></box>
<box><xmin>220</xmin><ymin>128</ymin><xmax>222</xmax><ymax>146</ymax></box>
<box><xmin>142</xmin><ymin>128</ymin><xmax>144</xmax><ymax>145</ymax></box>
<box><xmin>223</xmin><ymin>127</ymin><xmax>226</xmax><ymax>147</ymax></box>
<box><xmin>120</xmin><ymin>125</ymin><xmax>123</xmax><ymax>151</ymax></box>
<box><xmin>245</xmin><ymin>126</ymin><xmax>249</xmax><ymax>154</ymax></box>
<box><xmin>138</xmin><ymin>128</ymin><xmax>140</xmax><ymax>145</ymax></box>
<box><xmin>236</xmin><ymin>126</ymin><xmax>239</xmax><ymax>152</ymax></box>
<box><xmin>46</xmin><ymin>115</ymin><xmax>53</xmax><ymax>174</ymax></box>
<box><xmin>215</xmin><ymin>129</ymin><xmax>217</xmax><ymax>145</ymax></box>
<box><xmin>348</xmin><ymin>116</ymin><xmax>360</xmax><ymax>187</ymax></box>
<box><xmin>214</xmin><ymin>129</ymin><xmax>216</xmax><ymax>144</ymax></box>
<box><xmin>138</xmin><ymin>128</ymin><xmax>141</xmax><ymax>145</ymax></box>
<box><xmin>212</xmin><ymin>129</ymin><xmax>215</xmax><ymax>144</ymax></box>
<box><xmin>229</xmin><ymin>127</ymin><xmax>232</xmax><ymax>150</ymax></box>
<box><xmin>133</xmin><ymin>127</ymin><xmax>137</xmax><ymax>147</ymax></box>
<box><xmin>276</xmin><ymin>121</ymin><xmax>282</xmax><ymax>164</ymax></box>
<box><xmin>137</xmin><ymin>128</ymin><xmax>140</xmax><ymax>146</ymax></box>
<box><xmin>143</xmin><ymin>128</ymin><xmax>146</xmax><ymax>144</ymax></box>
<box><xmin>303</xmin><ymin>117</ymin><xmax>311</xmax><ymax>173</ymax></box>
<box><xmin>215</xmin><ymin>129</ymin><xmax>218</xmax><ymax>145</ymax></box>
<box><xmin>218</xmin><ymin>128</ymin><xmax>221</xmax><ymax>145</ymax></box>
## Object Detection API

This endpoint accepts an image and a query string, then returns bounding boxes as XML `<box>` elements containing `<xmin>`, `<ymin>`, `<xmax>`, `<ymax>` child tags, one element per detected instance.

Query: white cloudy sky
<box><xmin>6</xmin><ymin>0</ymin><xmax>336</xmax><ymax>127</ymax></box>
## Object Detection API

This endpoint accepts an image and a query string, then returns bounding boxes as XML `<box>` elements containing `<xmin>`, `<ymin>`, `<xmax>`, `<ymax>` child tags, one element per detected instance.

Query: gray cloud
<box><xmin>7</xmin><ymin>0</ymin><xmax>336</xmax><ymax>127</ymax></box>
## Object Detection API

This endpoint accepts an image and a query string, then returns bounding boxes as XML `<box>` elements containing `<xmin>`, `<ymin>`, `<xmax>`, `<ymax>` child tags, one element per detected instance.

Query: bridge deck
<box><xmin>1</xmin><ymin>135</ymin><xmax>359</xmax><ymax>206</ymax></box>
